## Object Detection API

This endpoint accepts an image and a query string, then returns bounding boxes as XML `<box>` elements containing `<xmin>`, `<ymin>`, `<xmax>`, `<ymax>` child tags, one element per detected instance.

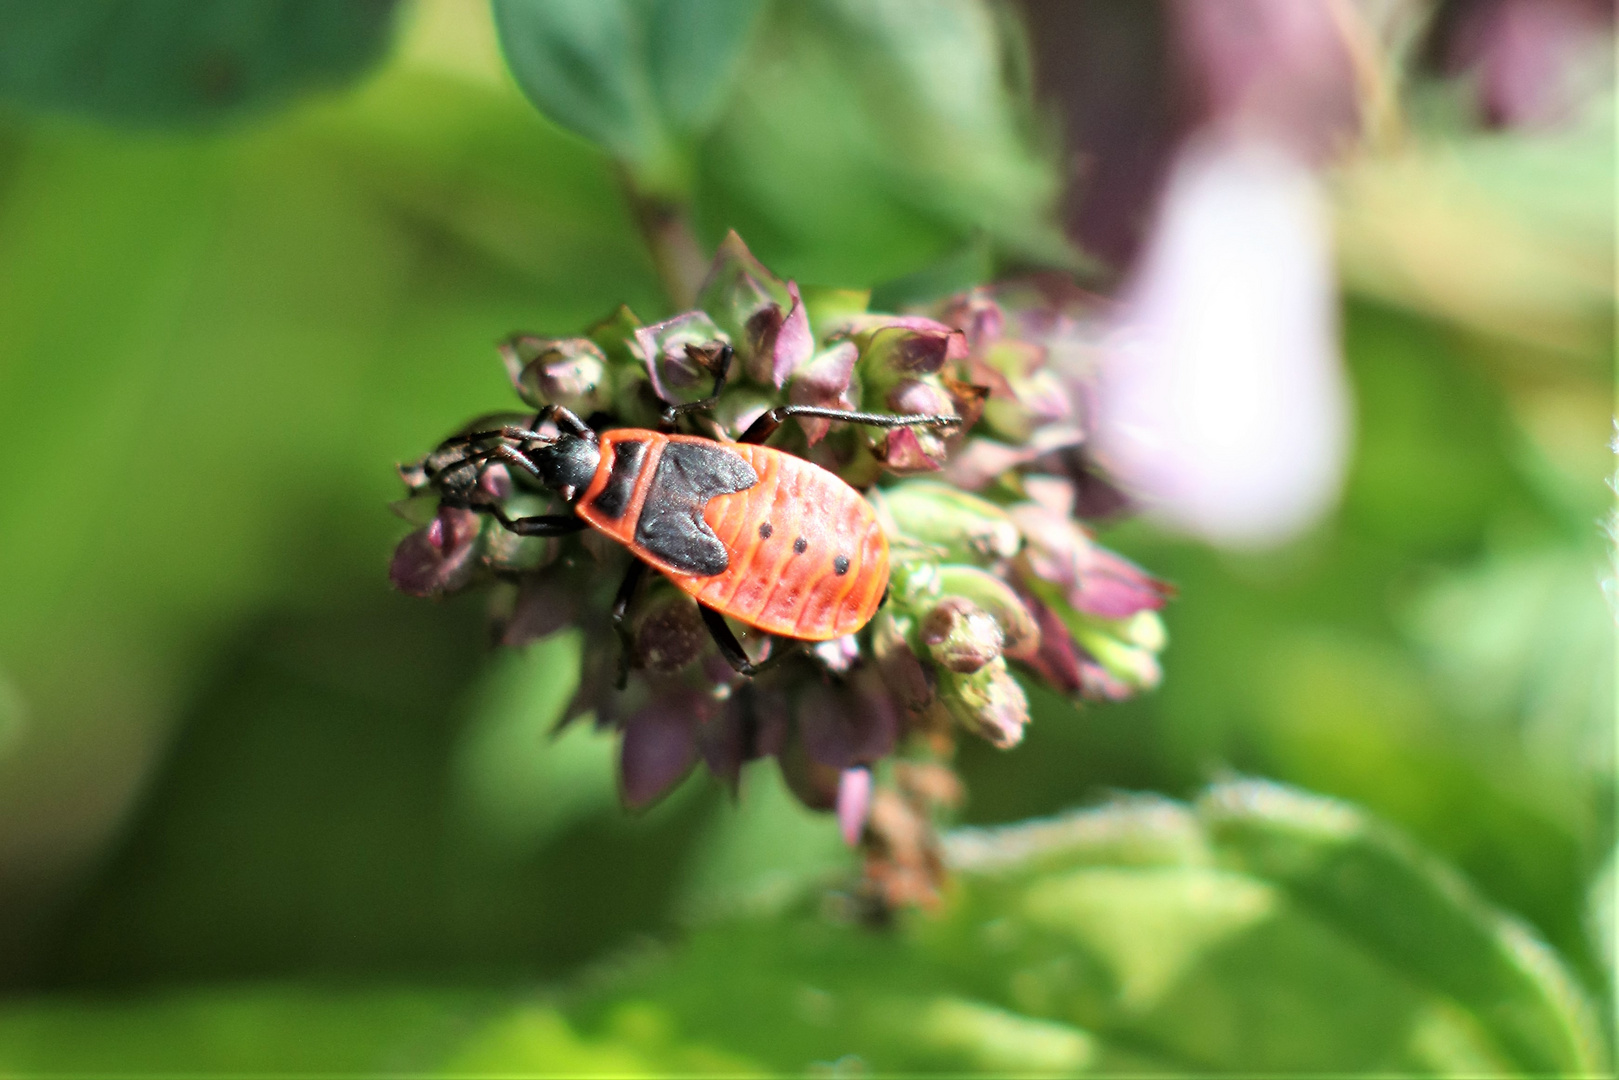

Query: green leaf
<box><xmin>0</xmin><ymin>0</ymin><xmax>401</xmax><ymax>126</ymax></box>
<box><xmin>692</xmin><ymin>0</ymin><xmax>1068</xmax><ymax>285</ymax></box>
<box><xmin>646</xmin><ymin>0</ymin><xmax>765</xmax><ymax>131</ymax></box>
<box><xmin>0</xmin><ymin>783</ymin><xmax>1602</xmax><ymax>1075</ymax></box>
<box><xmin>491</xmin><ymin>0</ymin><xmax>764</xmax><ymax>190</ymax></box>
<box><xmin>573</xmin><ymin>781</ymin><xmax>1608</xmax><ymax>1075</ymax></box>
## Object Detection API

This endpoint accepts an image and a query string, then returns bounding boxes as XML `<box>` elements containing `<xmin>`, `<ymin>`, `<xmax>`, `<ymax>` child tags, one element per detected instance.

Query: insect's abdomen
<box><xmin>673</xmin><ymin>444</ymin><xmax>888</xmax><ymax>641</ymax></box>
<box><xmin>575</xmin><ymin>431</ymin><xmax>888</xmax><ymax>642</ymax></box>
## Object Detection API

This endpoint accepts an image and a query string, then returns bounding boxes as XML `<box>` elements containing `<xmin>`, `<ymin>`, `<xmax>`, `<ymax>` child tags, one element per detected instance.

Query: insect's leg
<box><xmin>612</xmin><ymin>559</ymin><xmax>648</xmax><ymax>689</ymax></box>
<box><xmin>427</xmin><ymin>442</ymin><xmax>546</xmax><ymax>491</ymax></box>
<box><xmin>737</xmin><ymin>405</ymin><xmax>963</xmax><ymax>446</ymax></box>
<box><xmin>659</xmin><ymin>344</ymin><xmax>735</xmax><ymax>431</ymax></box>
<box><xmin>477</xmin><ymin>503</ymin><xmax>588</xmax><ymax>536</ymax></box>
<box><xmin>698</xmin><ymin>605</ymin><xmax>758</xmax><ymax>676</ymax></box>
<box><xmin>697</xmin><ymin>606</ymin><xmax>803</xmax><ymax>678</ymax></box>
<box><xmin>545</xmin><ymin>405</ymin><xmax>596</xmax><ymax>440</ymax></box>
<box><xmin>434</xmin><ymin>423</ymin><xmax>550</xmax><ymax>454</ymax></box>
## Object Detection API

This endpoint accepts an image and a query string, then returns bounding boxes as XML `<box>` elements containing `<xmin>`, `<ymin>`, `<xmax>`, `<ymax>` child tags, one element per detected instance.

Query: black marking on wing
<box><xmin>633</xmin><ymin>441</ymin><xmax>758</xmax><ymax>576</ymax></box>
<box><xmin>589</xmin><ymin>439</ymin><xmax>647</xmax><ymax>520</ymax></box>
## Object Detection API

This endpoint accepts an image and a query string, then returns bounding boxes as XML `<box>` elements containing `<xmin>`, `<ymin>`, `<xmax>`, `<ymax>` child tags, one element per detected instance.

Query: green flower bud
<box><xmin>586</xmin><ymin>304</ymin><xmax>645</xmax><ymax>367</ymax></box>
<box><xmin>921</xmin><ymin>597</ymin><xmax>1003</xmax><ymax>673</ymax></box>
<box><xmin>499</xmin><ymin>335</ymin><xmax>611</xmax><ymax>415</ymax></box>
<box><xmin>481</xmin><ymin>495</ymin><xmax>558</xmax><ymax>574</ymax></box>
<box><xmin>933</xmin><ymin>565</ymin><xmax>1040</xmax><ymax>661</ymax></box>
<box><xmin>799</xmin><ymin>286</ymin><xmax>870</xmax><ymax>338</ymax></box>
<box><xmin>1070</xmin><ymin>624</ymin><xmax>1163</xmax><ymax>693</ymax></box>
<box><xmin>696</xmin><ymin>231</ymin><xmax>792</xmax><ymax>343</ymax></box>
<box><xmin>878</xmin><ymin>482</ymin><xmax>1021</xmax><ymax>565</ymax></box>
<box><xmin>938</xmin><ymin>657</ymin><xmax>1029</xmax><ymax>749</ymax></box>
<box><xmin>856</xmin><ymin>324</ymin><xmax>967</xmax><ymax>408</ymax></box>
<box><xmin>1021</xmin><ymin>577</ymin><xmax>1166</xmax><ymax>695</ymax></box>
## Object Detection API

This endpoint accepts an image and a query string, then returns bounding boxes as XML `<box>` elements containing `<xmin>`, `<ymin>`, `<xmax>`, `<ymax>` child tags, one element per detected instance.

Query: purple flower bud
<box><xmin>699</xmin><ymin>680</ymin><xmax>789</xmax><ymax>789</ymax></box>
<box><xmin>787</xmin><ymin>341</ymin><xmax>859</xmax><ymax>445</ymax></box>
<box><xmin>633</xmin><ymin>311</ymin><xmax>730</xmax><ymax>404</ymax></box>
<box><xmin>1015</xmin><ymin>587</ymin><xmax>1088</xmax><ymax>695</ymax></box>
<box><xmin>1435</xmin><ymin>0</ymin><xmax>1614</xmax><ymax>131</ymax></box>
<box><xmin>501</xmin><ymin>572</ymin><xmax>581</xmax><ymax>646</ymax></box>
<box><xmin>1010</xmin><ymin>503</ymin><xmax>1172</xmax><ymax>618</ymax></box>
<box><xmin>871</xmin><ymin>613</ymin><xmax>934</xmax><ymax>713</ymax></box>
<box><xmin>619</xmin><ymin>691</ymin><xmax>705</xmax><ymax>808</ymax></box>
<box><xmin>795</xmin><ymin>672</ymin><xmax>899</xmax><ymax>769</ymax></box>
<box><xmin>885</xmin><ymin>377</ymin><xmax>955</xmax><ymax>418</ymax></box>
<box><xmin>938</xmin><ymin>291</ymin><xmax>1005</xmax><ymax>348</ymax></box>
<box><xmin>778</xmin><ymin>732</ymin><xmax>841</xmax><ymax>811</ymax></box>
<box><xmin>500</xmin><ymin>335</ymin><xmax>611</xmax><ymax>415</ymax></box>
<box><xmin>876</xmin><ymin>426</ymin><xmax>948</xmax><ymax>474</ymax></box>
<box><xmin>628</xmin><ymin>585</ymin><xmax>709</xmax><ymax>673</ymax></box>
<box><xmin>921</xmin><ymin>597</ymin><xmax>1004</xmax><ymax>674</ymax></box>
<box><xmin>1069</xmin><ymin>545</ymin><xmax>1174</xmax><ymax>619</ymax></box>
<box><xmin>837</xmin><ymin>766</ymin><xmax>872</xmax><ymax>847</ymax></box>
<box><xmin>389</xmin><ymin>507</ymin><xmax>482</xmax><ymax>597</ymax></box>
<box><xmin>938</xmin><ymin>421</ymin><xmax>1077</xmax><ymax>490</ymax></box>
<box><xmin>829</xmin><ymin>313</ymin><xmax>961</xmax><ymax>345</ymax></box>
<box><xmin>478</xmin><ymin>463</ymin><xmax>513</xmax><ymax>501</ymax></box>
<box><xmin>742</xmin><ymin>280</ymin><xmax>814</xmax><ymax>388</ymax></box>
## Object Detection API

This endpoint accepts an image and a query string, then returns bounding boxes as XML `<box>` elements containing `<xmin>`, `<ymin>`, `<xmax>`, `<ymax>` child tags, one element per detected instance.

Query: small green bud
<box><xmin>856</xmin><ymin>324</ymin><xmax>966</xmax><ymax>407</ymax></box>
<box><xmin>499</xmin><ymin>335</ymin><xmax>611</xmax><ymax>415</ymax></box>
<box><xmin>585</xmin><ymin>304</ymin><xmax>645</xmax><ymax>367</ymax></box>
<box><xmin>878</xmin><ymin>482</ymin><xmax>1021</xmax><ymax>564</ymax></box>
<box><xmin>938</xmin><ymin>657</ymin><xmax>1029</xmax><ymax>749</ymax></box>
<box><xmin>1069</xmin><ymin>620</ymin><xmax>1164</xmax><ymax>693</ymax></box>
<box><xmin>696</xmin><ymin>231</ymin><xmax>792</xmax><ymax>342</ymax></box>
<box><xmin>1117</xmin><ymin>610</ymin><xmax>1167</xmax><ymax>651</ymax></box>
<box><xmin>921</xmin><ymin>597</ymin><xmax>1003</xmax><ymax>673</ymax></box>
<box><xmin>933</xmin><ymin>565</ymin><xmax>1041</xmax><ymax>661</ymax></box>
<box><xmin>885</xmin><ymin>560</ymin><xmax>940</xmax><ymax>609</ymax></box>
<box><xmin>799</xmin><ymin>286</ymin><xmax>870</xmax><ymax>338</ymax></box>
<box><xmin>481</xmin><ymin>496</ymin><xmax>558</xmax><ymax>574</ymax></box>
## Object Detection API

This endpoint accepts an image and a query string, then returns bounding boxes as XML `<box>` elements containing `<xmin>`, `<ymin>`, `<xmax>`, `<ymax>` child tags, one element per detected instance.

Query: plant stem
<box><xmin>619</xmin><ymin>172</ymin><xmax>707</xmax><ymax>312</ymax></box>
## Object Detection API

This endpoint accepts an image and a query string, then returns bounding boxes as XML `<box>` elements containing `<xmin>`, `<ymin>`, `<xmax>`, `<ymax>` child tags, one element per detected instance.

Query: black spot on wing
<box><xmin>633</xmin><ymin>441</ymin><xmax>758</xmax><ymax>576</ymax></box>
<box><xmin>589</xmin><ymin>439</ymin><xmax>647</xmax><ymax>520</ymax></box>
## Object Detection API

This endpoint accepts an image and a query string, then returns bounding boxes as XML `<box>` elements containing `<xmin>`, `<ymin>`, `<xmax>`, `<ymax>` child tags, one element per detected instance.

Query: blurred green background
<box><xmin>0</xmin><ymin>0</ymin><xmax>1611</xmax><ymax>1074</ymax></box>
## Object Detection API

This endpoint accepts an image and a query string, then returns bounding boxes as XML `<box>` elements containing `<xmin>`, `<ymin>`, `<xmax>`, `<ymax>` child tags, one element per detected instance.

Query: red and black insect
<box><xmin>428</xmin><ymin>345</ymin><xmax>959</xmax><ymax>677</ymax></box>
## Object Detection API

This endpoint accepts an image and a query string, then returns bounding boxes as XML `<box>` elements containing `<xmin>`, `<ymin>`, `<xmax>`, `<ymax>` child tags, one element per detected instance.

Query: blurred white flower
<box><xmin>1093</xmin><ymin>136</ymin><xmax>1351</xmax><ymax>547</ymax></box>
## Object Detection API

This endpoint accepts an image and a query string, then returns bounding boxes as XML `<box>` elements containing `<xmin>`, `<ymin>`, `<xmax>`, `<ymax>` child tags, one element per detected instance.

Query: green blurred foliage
<box><xmin>0</xmin><ymin>0</ymin><xmax>1610</xmax><ymax>1074</ymax></box>
<box><xmin>0</xmin><ymin>0</ymin><xmax>402</xmax><ymax>126</ymax></box>
<box><xmin>0</xmin><ymin>785</ymin><xmax>1605</xmax><ymax>1075</ymax></box>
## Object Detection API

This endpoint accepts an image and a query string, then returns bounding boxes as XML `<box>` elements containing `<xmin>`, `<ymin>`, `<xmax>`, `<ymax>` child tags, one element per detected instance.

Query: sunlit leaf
<box><xmin>490</xmin><ymin>0</ymin><xmax>764</xmax><ymax>191</ymax></box>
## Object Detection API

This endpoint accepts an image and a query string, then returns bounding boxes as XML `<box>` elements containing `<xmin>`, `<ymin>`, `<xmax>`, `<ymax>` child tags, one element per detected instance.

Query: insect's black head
<box><xmin>528</xmin><ymin>433</ymin><xmax>601</xmax><ymax>500</ymax></box>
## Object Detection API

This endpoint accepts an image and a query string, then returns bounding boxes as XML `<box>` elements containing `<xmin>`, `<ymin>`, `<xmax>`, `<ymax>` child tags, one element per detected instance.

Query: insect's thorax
<box><xmin>572</xmin><ymin>431</ymin><xmax>889</xmax><ymax>641</ymax></box>
<box><xmin>575</xmin><ymin>430</ymin><xmax>760</xmax><ymax>578</ymax></box>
